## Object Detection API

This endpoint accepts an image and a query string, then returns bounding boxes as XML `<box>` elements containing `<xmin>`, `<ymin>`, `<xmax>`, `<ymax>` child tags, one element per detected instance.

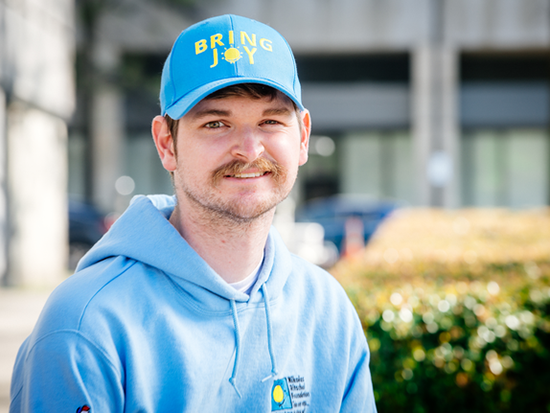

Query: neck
<box><xmin>169</xmin><ymin>198</ymin><xmax>273</xmax><ymax>284</ymax></box>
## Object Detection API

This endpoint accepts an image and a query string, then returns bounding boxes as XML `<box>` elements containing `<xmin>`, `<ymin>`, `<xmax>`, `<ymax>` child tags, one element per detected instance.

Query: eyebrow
<box><xmin>262</xmin><ymin>107</ymin><xmax>292</xmax><ymax>117</ymax></box>
<box><xmin>189</xmin><ymin>105</ymin><xmax>293</xmax><ymax>121</ymax></box>
<box><xmin>189</xmin><ymin>109</ymin><xmax>231</xmax><ymax>120</ymax></box>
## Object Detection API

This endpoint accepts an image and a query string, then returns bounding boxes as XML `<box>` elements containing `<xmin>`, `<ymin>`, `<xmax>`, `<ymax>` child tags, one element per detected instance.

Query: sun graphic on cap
<box><xmin>223</xmin><ymin>47</ymin><xmax>242</xmax><ymax>64</ymax></box>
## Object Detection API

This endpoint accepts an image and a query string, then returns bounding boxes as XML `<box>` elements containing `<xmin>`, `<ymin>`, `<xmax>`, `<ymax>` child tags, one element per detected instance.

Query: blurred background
<box><xmin>1</xmin><ymin>0</ymin><xmax>550</xmax><ymax>411</ymax></box>
<box><xmin>1</xmin><ymin>0</ymin><xmax>550</xmax><ymax>284</ymax></box>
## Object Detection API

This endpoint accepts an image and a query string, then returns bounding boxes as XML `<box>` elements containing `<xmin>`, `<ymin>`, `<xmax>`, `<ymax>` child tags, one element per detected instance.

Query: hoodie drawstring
<box><xmin>228</xmin><ymin>285</ymin><xmax>280</xmax><ymax>397</ymax></box>
<box><xmin>261</xmin><ymin>284</ymin><xmax>279</xmax><ymax>382</ymax></box>
<box><xmin>229</xmin><ymin>299</ymin><xmax>243</xmax><ymax>398</ymax></box>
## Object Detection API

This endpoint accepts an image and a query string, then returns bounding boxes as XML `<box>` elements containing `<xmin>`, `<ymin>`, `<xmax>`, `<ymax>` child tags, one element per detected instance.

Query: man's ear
<box><xmin>298</xmin><ymin>109</ymin><xmax>311</xmax><ymax>166</ymax></box>
<box><xmin>152</xmin><ymin>115</ymin><xmax>177</xmax><ymax>172</ymax></box>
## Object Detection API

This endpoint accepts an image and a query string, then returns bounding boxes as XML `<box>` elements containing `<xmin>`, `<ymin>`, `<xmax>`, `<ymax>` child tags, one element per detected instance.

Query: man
<box><xmin>10</xmin><ymin>15</ymin><xmax>377</xmax><ymax>412</ymax></box>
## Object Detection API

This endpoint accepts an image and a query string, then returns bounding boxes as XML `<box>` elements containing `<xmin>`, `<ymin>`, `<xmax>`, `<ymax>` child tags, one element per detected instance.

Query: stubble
<box><xmin>177</xmin><ymin>157</ymin><xmax>295</xmax><ymax>226</ymax></box>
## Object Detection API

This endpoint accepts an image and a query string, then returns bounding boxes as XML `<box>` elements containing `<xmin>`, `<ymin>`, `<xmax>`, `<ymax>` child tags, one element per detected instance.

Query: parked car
<box><xmin>68</xmin><ymin>198</ymin><xmax>109</xmax><ymax>270</ymax></box>
<box><xmin>295</xmin><ymin>194</ymin><xmax>399</xmax><ymax>255</ymax></box>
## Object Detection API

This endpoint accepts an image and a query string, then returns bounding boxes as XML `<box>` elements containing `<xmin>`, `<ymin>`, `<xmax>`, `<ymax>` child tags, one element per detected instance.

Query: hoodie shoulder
<box><xmin>284</xmin><ymin>251</ymin><xmax>357</xmax><ymax>318</ymax></box>
<box><xmin>33</xmin><ymin>256</ymin><xmax>136</xmax><ymax>334</ymax></box>
<box><xmin>290</xmin><ymin>252</ymin><xmax>341</xmax><ymax>287</ymax></box>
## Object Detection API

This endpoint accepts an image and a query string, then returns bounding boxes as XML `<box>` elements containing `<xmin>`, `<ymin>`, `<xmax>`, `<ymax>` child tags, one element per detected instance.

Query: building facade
<box><xmin>0</xmin><ymin>0</ymin><xmax>75</xmax><ymax>286</ymax></box>
<box><xmin>70</xmin><ymin>0</ymin><xmax>550</xmax><ymax>215</ymax></box>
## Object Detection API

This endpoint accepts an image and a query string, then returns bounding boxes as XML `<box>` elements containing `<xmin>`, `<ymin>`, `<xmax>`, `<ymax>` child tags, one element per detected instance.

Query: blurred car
<box><xmin>294</xmin><ymin>194</ymin><xmax>399</xmax><ymax>255</ymax></box>
<box><xmin>69</xmin><ymin>198</ymin><xmax>109</xmax><ymax>270</ymax></box>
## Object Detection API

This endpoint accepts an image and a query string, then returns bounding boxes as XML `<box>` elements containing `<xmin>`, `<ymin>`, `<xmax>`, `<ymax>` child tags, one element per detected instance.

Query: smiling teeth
<box><xmin>233</xmin><ymin>172</ymin><xmax>265</xmax><ymax>178</ymax></box>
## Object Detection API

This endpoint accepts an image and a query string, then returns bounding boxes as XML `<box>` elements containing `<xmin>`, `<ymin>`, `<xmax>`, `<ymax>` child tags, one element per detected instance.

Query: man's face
<box><xmin>155</xmin><ymin>92</ymin><xmax>310</xmax><ymax>223</ymax></box>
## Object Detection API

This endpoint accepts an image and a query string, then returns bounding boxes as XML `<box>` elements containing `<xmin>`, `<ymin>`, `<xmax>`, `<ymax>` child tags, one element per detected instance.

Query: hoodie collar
<box><xmin>78</xmin><ymin>195</ymin><xmax>289</xmax><ymax>396</ymax></box>
<box><xmin>77</xmin><ymin>195</ymin><xmax>292</xmax><ymax>310</ymax></box>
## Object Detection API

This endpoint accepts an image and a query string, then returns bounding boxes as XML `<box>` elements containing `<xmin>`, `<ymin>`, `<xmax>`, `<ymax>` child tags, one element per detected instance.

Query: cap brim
<box><xmin>164</xmin><ymin>77</ymin><xmax>305</xmax><ymax>120</ymax></box>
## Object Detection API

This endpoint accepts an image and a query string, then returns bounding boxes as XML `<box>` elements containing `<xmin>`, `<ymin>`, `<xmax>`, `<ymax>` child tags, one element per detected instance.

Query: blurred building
<box><xmin>0</xmin><ymin>0</ymin><xmax>75</xmax><ymax>286</ymax></box>
<box><xmin>71</xmin><ymin>0</ymin><xmax>550</xmax><ymax>216</ymax></box>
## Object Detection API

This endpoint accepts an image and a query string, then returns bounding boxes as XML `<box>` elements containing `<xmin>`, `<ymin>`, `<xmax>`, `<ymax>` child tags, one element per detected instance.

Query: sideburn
<box><xmin>165</xmin><ymin>115</ymin><xmax>179</xmax><ymax>156</ymax></box>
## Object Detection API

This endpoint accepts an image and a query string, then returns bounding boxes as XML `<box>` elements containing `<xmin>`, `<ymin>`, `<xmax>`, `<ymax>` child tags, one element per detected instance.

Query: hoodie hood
<box><xmin>77</xmin><ymin>195</ymin><xmax>292</xmax><ymax>310</ymax></box>
<box><xmin>77</xmin><ymin>195</ymin><xmax>294</xmax><ymax>396</ymax></box>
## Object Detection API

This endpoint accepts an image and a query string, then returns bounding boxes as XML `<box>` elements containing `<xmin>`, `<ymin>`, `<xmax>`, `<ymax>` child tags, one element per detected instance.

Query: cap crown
<box><xmin>160</xmin><ymin>14</ymin><xmax>303</xmax><ymax>119</ymax></box>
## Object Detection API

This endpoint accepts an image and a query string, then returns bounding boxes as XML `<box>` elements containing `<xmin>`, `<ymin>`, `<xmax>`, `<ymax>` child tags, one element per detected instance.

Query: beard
<box><xmin>177</xmin><ymin>158</ymin><xmax>295</xmax><ymax>224</ymax></box>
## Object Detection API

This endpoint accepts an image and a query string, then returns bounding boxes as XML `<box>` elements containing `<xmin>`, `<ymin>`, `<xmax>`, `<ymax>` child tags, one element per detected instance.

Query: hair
<box><xmin>164</xmin><ymin>83</ymin><xmax>302</xmax><ymax>149</ymax></box>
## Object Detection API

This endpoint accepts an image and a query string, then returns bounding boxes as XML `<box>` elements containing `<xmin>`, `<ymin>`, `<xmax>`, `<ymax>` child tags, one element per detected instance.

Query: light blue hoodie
<box><xmin>10</xmin><ymin>195</ymin><xmax>377</xmax><ymax>412</ymax></box>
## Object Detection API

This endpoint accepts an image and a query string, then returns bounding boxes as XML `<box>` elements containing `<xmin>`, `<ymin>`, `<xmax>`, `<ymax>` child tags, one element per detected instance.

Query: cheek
<box><xmin>271</xmin><ymin>135</ymin><xmax>302</xmax><ymax>164</ymax></box>
<box><xmin>175</xmin><ymin>146</ymin><xmax>223</xmax><ymax>184</ymax></box>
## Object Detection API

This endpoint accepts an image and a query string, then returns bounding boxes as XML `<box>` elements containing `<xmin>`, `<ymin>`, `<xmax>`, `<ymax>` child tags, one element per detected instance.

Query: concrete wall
<box><xmin>81</xmin><ymin>1</ymin><xmax>192</xmax><ymax>213</ymax></box>
<box><xmin>2</xmin><ymin>0</ymin><xmax>546</xmax><ymax>285</ymax></box>
<box><xmin>194</xmin><ymin>0</ymin><xmax>550</xmax><ymax>207</ymax></box>
<box><xmin>198</xmin><ymin>0</ymin><xmax>550</xmax><ymax>50</ymax></box>
<box><xmin>0</xmin><ymin>0</ymin><xmax>75</xmax><ymax>287</ymax></box>
<box><xmin>84</xmin><ymin>0</ymin><xmax>550</xmax><ymax>209</ymax></box>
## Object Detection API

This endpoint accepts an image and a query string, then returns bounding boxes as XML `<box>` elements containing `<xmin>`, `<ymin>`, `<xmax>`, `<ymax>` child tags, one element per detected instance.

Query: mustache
<box><xmin>212</xmin><ymin>158</ymin><xmax>284</xmax><ymax>183</ymax></box>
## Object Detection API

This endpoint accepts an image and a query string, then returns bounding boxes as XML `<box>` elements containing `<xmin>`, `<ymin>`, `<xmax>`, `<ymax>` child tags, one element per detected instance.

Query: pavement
<box><xmin>0</xmin><ymin>287</ymin><xmax>55</xmax><ymax>413</ymax></box>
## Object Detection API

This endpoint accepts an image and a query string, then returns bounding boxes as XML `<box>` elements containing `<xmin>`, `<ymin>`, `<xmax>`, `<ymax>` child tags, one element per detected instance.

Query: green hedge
<box><xmin>332</xmin><ymin>209</ymin><xmax>550</xmax><ymax>412</ymax></box>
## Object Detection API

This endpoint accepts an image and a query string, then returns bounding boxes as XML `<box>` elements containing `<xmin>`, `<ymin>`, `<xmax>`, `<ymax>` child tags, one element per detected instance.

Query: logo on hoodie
<box><xmin>272</xmin><ymin>375</ymin><xmax>311</xmax><ymax>412</ymax></box>
<box><xmin>76</xmin><ymin>406</ymin><xmax>90</xmax><ymax>413</ymax></box>
<box><xmin>271</xmin><ymin>378</ymin><xmax>292</xmax><ymax>411</ymax></box>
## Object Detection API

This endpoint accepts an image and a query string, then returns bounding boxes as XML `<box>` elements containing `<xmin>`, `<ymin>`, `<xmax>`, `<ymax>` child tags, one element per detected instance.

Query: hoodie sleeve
<box><xmin>338</xmin><ymin>302</ymin><xmax>378</xmax><ymax>413</ymax></box>
<box><xmin>340</xmin><ymin>332</ymin><xmax>378</xmax><ymax>412</ymax></box>
<box><xmin>10</xmin><ymin>330</ymin><xmax>124</xmax><ymax>413</ymax></box>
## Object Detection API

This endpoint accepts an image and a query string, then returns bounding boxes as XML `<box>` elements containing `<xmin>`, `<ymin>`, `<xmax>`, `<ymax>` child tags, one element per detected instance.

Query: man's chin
<box><xmin>180</xmin><ymin>186</ymin><xmax>289</xmax><ymax>224</ymax></box>
<box><xmin>210</xmin><ymin>203</ymin><xmax>277</xmax><ymax>223</ymax></box>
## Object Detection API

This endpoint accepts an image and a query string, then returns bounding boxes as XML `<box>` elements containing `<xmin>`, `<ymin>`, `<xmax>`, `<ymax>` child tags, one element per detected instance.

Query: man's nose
<box><xmin>230</xmin><ymin>128</ymin><xmax>265</xmax><ymax>162</ymax></box>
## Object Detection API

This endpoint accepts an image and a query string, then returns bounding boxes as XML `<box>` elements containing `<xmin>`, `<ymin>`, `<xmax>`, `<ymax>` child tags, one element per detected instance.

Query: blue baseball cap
<box><xmin>160</xmin><ymin>14</ymin><xmax>304</xmax><ymax>119</ymax></box>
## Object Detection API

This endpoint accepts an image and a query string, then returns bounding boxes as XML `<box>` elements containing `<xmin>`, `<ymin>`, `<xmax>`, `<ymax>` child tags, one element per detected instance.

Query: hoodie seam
<box><xmin>11</xmin><ymin>331</ymin><xmax>122</xmax><ymax>405</ymax></box>
<box><xmin>77</xmin><ymin>258</ymin><xmax>138</xmax><ymax>330</ymax></box>
<box><xmin>17</xmin><ymin>329</ymin><xmax>123</xmax><ymax>390</ymax></box>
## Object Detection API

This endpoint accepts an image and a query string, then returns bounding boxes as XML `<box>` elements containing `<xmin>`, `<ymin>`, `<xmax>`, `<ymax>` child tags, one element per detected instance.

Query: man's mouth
<box><xmin>213</xmin><ymin>159</ymin><xmax>283</xmax><ymax>185</ymax></box>
<box><xmin>227</xmin><ymin>171</ymin><xmax>269</xmax><ymax>179</ymax></box>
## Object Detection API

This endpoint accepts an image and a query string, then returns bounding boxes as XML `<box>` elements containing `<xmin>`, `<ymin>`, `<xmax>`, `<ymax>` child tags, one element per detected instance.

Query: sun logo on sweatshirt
<box><xmin>271</xmin><ymin>378</ymin><xmax>292</xmax><ymax>411</ymax></box>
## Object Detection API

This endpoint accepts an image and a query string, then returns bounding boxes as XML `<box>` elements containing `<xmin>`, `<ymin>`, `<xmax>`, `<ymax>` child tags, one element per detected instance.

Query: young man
<box><xmin>10</xmin><ymin>15</ymin><xmax>377</xmax><ymax>412</ymax></box>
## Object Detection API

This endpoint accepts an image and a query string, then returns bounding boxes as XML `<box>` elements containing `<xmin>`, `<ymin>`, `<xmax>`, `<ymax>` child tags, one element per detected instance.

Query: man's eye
<box><xmin>264</xmin><ymin>120</ymin><xmax>279</xmax><ymax>125</ymax></box>
<box><xmin>205</xmin><ymin>121</ymin><xmax>225</xmax><ymax>128</ymax></box>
